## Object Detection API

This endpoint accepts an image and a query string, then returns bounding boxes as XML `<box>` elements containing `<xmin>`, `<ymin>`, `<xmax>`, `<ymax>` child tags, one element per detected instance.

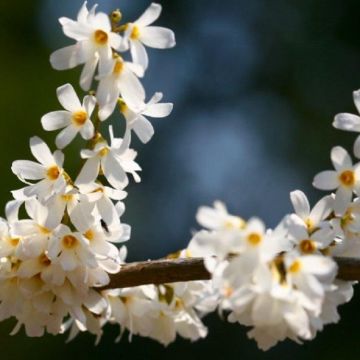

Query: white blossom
<box><xmin>119</xmin><ymin>92</ymin><xmax>173</xmax><ymax>143</ymax></box>
<box><xmin>313</xmin><ymin>146</ymin><xmax>360</xmax><ymax>215</ymax></box>
<box><xmin>12</xmin><ymin>137</ymin><xmax>66</xmax><ymax>200</ymax></box>
<box><xmin>123</xmin><ymin>3</ymin><xmax>176</xmax><ymax>70</ymax></box>
<box><xmin>41</xmin><ymin>84</ymin><xmax>96</xmax><ymax>149</ymax></box>
<box><xmin>50</xmin><ymin>2</ymin><xmax>123</xmax><ymax>90</ymax></box>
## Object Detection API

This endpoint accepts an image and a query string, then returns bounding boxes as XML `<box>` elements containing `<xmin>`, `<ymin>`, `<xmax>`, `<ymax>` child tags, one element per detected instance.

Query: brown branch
<box><xmin>101</xmin><ymin>256</ymin><xmax>360</xmax><ymax>290</ymax></box>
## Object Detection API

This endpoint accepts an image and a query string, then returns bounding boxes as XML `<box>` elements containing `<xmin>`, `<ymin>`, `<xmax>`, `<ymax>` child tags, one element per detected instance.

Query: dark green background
<box><xmin>0</xmin><ymin>0</ymin><xmax>360</xmax><ymax>358</ymax></box>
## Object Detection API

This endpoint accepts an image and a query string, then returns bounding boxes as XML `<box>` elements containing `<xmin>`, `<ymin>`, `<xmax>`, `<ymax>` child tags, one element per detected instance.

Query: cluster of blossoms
<box><xmin>183</xmin><ymin>91</ymin><xmax>360</xmax><ymax>350</ymax></box>
<box><xmin>1</xmin><ymin>1</ymin><xmax>360</xmax><ymax>352</ymax></box>
<box><xmin>0</xmin><ymin>2</ymin><xmax>181</xmax><ymax>340</ymax></box>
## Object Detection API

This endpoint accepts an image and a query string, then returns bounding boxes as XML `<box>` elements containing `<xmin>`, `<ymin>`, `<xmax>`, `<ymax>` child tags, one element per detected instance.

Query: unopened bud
<box><xmin>111</xmin><ymin>9</ymin><xmax>122</xmax><ymax>23</ymax></box>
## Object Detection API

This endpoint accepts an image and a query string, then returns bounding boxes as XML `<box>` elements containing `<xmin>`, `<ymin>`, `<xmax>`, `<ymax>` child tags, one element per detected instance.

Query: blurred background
<box><xmin>0</xmin><ymin>0</ymin><xmax>360</xmax><ymax>358</ymax></box>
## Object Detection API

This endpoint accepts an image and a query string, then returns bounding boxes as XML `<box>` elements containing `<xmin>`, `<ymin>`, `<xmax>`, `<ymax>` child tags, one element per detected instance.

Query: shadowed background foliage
<box><xmin>0</xmin><ymin>0</ymin><xmax>360</xmax><ymax>358</ymax></box>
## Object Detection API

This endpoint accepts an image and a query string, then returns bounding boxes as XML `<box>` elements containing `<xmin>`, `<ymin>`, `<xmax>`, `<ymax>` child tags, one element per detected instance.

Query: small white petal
<box><xmin>102</xmin><ymin>154</ymin><xmax>128</xmax><ymax>189</ymax></box>
<box><xmin>80</xmin><ymin>54</ymin><xmax>99</xmax><ymax>91</ymax></box>
<box><xmin>353</xmin><ymin>89</ymin><xmax>360</xmax><ymax>114</ymax></box>
<box><xmin>12</xmin><ymin>160</ymin><xmax>45</xmax><ymax>180</ymax></box>
<box><xmin>130</xmin><ymin>40</ymin><xmax>148</xmax><ymax>70</ymax></box>
<box><xmin>333</xmin><ymin>113</ymin><xmax>360</xmax><ymax>132</ymax></box>
<box><xmin>41</xmin><ymin>111</ymin><xmax>71</xmax><ymax>131</ymax></box>
<box><xmin>140</xmin><ymin>26</ymin><xmax>176</xmax><ymax>48</ymax></box>
<box><xmin>30</xmin><ymin>137</ymin><xmax>54</xmax><ymax>167</ymax></box>
<box><xmin>290</xmin><ymin>190</ymin><xmax>310</xmax><ymax>220</ymax></box>
<box><xmin>313</xmin><ymin>170</ymin><xmax>338</xmax><ymax>190</ymax></box>
<box><xmin>57</xmin><ymin>84</ymin><xmax>82</xmax><ymax>112</ymax></box>
<box><xmin>50</xmin><ymin>45</ymin><xmax>81</xmax><ymax>70</ymax></box>
<box><xmin>83</xmin><ymin>95</ymin><xmax>96</xmax><ymax>117</ymax></box>
<box><xmin>353</xmin><ymin>135</ymin><xmax>360</xmax><ymax>159</ymax></box>
<box><xmin>79</xmin><ymin>120</ymin><xmax>95</xmax><ymax>140</ymax></box>
<box><xmin>334</xmin><ymin>187</ymin><xmax>353</xmax><ymax>215</ymax></box>
<box><xmin>76</xmin><ymin>156</ymin><xmax>100</xmax><ymax>185</ymax></box>
<box><xmin>143</xmin><ymin>102</ymin><xmax>173</xmax><ymax>118</ymax></box>
<box><xmin>132</xmin><ymin>116</ymin><xmax>154</xmax><ymax>143</ymax></box>
<box><xmin>55</xmin><ymin>126</ymin><xmax>79</xmax><ymax>149</ymax></box>
<box><xmin>331</xmin><ymin>146</ymin><xmax>352</xmax><ymax>171</ymax></box>
<box><xmin>135</xmin><ymin>3</ymin><xmax>162</xmax><ymax>27</ymax></box>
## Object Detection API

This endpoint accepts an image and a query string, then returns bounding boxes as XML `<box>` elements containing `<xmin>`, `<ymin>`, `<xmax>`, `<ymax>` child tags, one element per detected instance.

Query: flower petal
<box><xmin>143</xmin><ymin>102</ymin><xmax>173</xmax><ymax>118</ymax></box>
<box><xmin>12</xmin><ymin>160</ymin><xmax>45</xmax><ymax>180</ymax></box>
<box><xmin>57</xmin><ymin>84</ymin><xmax>82</xmax><ymax>112</ymax></box>
<box><xmin>41</xmin><ymin>111</ymin><xmax>71</xmax><ymax>131</ymax></box>
<box><xmin>333</xmin><ymin>113</ymin><xmax>360</xmax><ymax>132</ymax></box>
<box><xmin>130</xmin><ymin>40</ymin><xmax>148</xmax><ymax>70</ymax></box>
<box><xmin>140</xmin><ymin>26</ymin><xmax>176</xmax><ymax>48</ymax></box>
<box><xmin>50</xmin><ymin>45</ymin><xmax>82</xmax><ymax>70</ymax></box>
<box><xmin>135</xmin><ymin>3</ymin><xmax>162</xmax><ymax>27</ymax></box>
<box><xmin>313</xmin><ymin>170</ymin><xmax>338</xmax><ymax>190</ymax></box>
<box><xmin>102</xmin><ymin>153</ymin><xmax>128</xmax><ymax>189</ymax></box>
<box><xmin>331</xmin><ymin>146</ymin><xmax>352</xmax><ymax>171</ymax></box>
<box><xmin>132</xmin><ymin>116</ymin><xmax>154</xmax><ymax>143</ymax></box>
<box><xmin>76</xmin><ymin>157</ymin><xmax>100</xmax><ymax>186</ymax></box>
<box><xmin>56</xmin><ymin>126</ymin><xmax>78</xmax><ymax>149</ymax></box>
<box><xmin>334</xmin><ymin>187</ymin><xmax>353</xmax><ymax>215</ymax></box>
<box><xmin>30</xmin><ymin>136</ymin><xmax>55</xmax><ymax>167</ymax></box>
<box><xmin>290</xmin><ymin>190</ymin><xmax>310</xmax><ymax>220</ymax></box>
<box><xmin>80</xmin><ymin>54</ymin><xmax>99</xmax><ymax>91</ymax></box>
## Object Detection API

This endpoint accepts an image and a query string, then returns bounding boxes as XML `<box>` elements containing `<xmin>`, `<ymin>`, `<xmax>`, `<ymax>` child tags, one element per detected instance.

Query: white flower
<box><xmin>11</xmin><ymin>137</ymin><xmax>66</xmax><ymax>200</ymax></box>
<box><xmin>41</xmin><ymin>84</ymin><xmax>96</xmax><ymax>149</ymax></box>
<box><xmin>123</xmin><ymin>3</ymin><xmax>176</xmax><ymax>70</ymax></box>
<box><xmin>284</xmin><ymin>254</ymin><xmax>337</xmax><ymax>314</ymax></box>
<box><xmin>119</xmin><ymin>92</ymin><xmax>173</xmax><ymax>143</ymax></box>
<box><xmin>333</xmin><ymin>89</ymin><xmax>360</xmax><ymax>158</ymax></box>
<box><xmin>50</xmin><ymin>2</ymin><xmax>123</xmax><ymax>90</ymax></box>
<box><xmin>48</xmin><ymin>225</ymin><xmax>97</xmax><ymax>271</ymax></box>
<box><xmin>313</xmin><ymin>146</ymin><xmax>360</xmax><ymax>215</ymax></box>
<box><xmin>11</xmin><ymin>198</ymin><xmax>61</xmax><ymax>259</ymax></box>
<box><xmin>70</xmin><ymin>205</ymin><xmax>123</xmax><ymax>274</ymax></box>
<box><xmin>76</xmin><ymin>128</ymin><xmax>141</xmax><ymax>189</ymax></box>
<box><xmin>104</xmin><ymin>286</ymin><xmax>156</xmax><ymax>341</ymax></box>
<box><xmin>77</xmin><ymin>182</ymin><xmax>130</xmax><ymax>241</ymax></box>
<box><xmin>286</xmin><ymin>214</ymin><xmax>334</xmax><ymax>255</ymax></box>
<box><xmin>196</xmin><ymin>201</ymin><xmax>246</xmax><ymax>231</ymax></box>
<box><xmin>290</xmin><ymin>190</ymin><xmax>333</xmax><ymax>232</ymax></box>
<box><xmin>96</xmin><ymin>55</ymin><xmax>145</xmax><ymax>121</ymax></box>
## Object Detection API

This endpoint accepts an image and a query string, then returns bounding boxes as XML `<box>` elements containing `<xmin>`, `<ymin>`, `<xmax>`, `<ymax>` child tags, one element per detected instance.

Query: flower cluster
<box><xmin>0</xmin><ymin>2</ymin><xmax>175</xmax><ymax>339</ymax></box>
<box><xmin>184</xmin><ymin>92</ymin><xmax>360</xmax><ymax>349</ymax></box>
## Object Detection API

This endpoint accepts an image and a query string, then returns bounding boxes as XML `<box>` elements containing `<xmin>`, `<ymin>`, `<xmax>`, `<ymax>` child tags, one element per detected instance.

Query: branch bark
<box><xmin>102</xmin><ymin>256</ymin><xmax>359</xmax><ymax>290</ymax></box>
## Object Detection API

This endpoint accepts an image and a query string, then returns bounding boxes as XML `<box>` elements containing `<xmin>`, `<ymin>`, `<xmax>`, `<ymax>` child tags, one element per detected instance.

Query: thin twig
<box><xmin>101</xmin><ymin>256</ymin><xmax>359</xmax><ymax>290</ymax></box>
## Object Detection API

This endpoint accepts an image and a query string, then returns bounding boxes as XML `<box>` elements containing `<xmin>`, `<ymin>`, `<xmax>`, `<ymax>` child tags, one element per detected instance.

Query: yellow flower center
<box><xmin>224</xmin><ymin>216</ymin><xmax>246</xmax><ymax>230</ymax></box>
<box><xmin>38</xmin><ymin>225</ymin><xmax>51</xmax><ymax>235</ymax></box>
<box><xmin>119</xmin><ymin>101</ymin><xmax>128</xmax><ymax>114</ymax></box>
<box><xmin>113</xmin><ymin>59</ymin><xmax>124</xmax><ymax>75</ymax></box>
<box><xmin>9</xmin><ymin>238</ymin><xmax>19</xmax><ymax>247</ymax></box>
<box><xmin>130</xmin><ymin>25</ymin><xmax>140</xmax><ymax>40</ymax></box>
<box><xmin>72</xmin><ymin>110</ymin><xmax>88</xmax><ymax>126</ymax></box>
<box><xmin>339</xmin><ymin>170</ymin><xmax>355</xmax><ymax>187</ymax></box>
<box><xmin>299</xmin><ymin>239</ymin><xmax>317</xmax><ymax>254</ymax></box>
<box><xmin>46</xmin><ymin>166</ymin><xmax>60</xmax><ymax>180</ymax></box>
<box><xmin>288</xmin><ymin>260</ymin><xmax>301</xmax><ymax>273</ymax></box>
<box><xmin>62</xmin><ymin>235</ymin><xmax>78</xmax><ymax>249</ymax></box>
<box><xmin>61</xmin><ymin>194</ymin><xmax>73</xmax><ymax>202</ymax></box>
<box><xmin>38</xmin><ymin>253</ymin><xmax>51</xmax><ymax>266</ymax></box>
<box><xmin>84</xmin><ymin>229</ymin><xmax>94</xmax><ymax>241</ymax></box>
<box><xmin>94</xmin><ymin>29</ymin><xmax>108</xmax><ymax>45</ymax></box>
<box><xmin>99</xmin><ymin>147</ymin><xmax>109</xmax><ymax>157</ymax></box>
<box><xmin>223</xmin><ymin>286</ymin><xmax>234</xmax><ymax>298</ymax></box>
<box><xmin>247</xmin><ymin>232</ymin><xmax>262</xmax><ymax>246</ymax></box>
<box><xmin>305</xmin><ymin>218</ymin><xmax>314</xmax><ymax>232</ymax></box>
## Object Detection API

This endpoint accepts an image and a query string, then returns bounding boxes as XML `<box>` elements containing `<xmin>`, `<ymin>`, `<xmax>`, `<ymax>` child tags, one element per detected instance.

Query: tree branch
<box><xmin>102</xmin><ymin>256</ymin><xmax>360</xmax><ymax>290</ymax></box>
